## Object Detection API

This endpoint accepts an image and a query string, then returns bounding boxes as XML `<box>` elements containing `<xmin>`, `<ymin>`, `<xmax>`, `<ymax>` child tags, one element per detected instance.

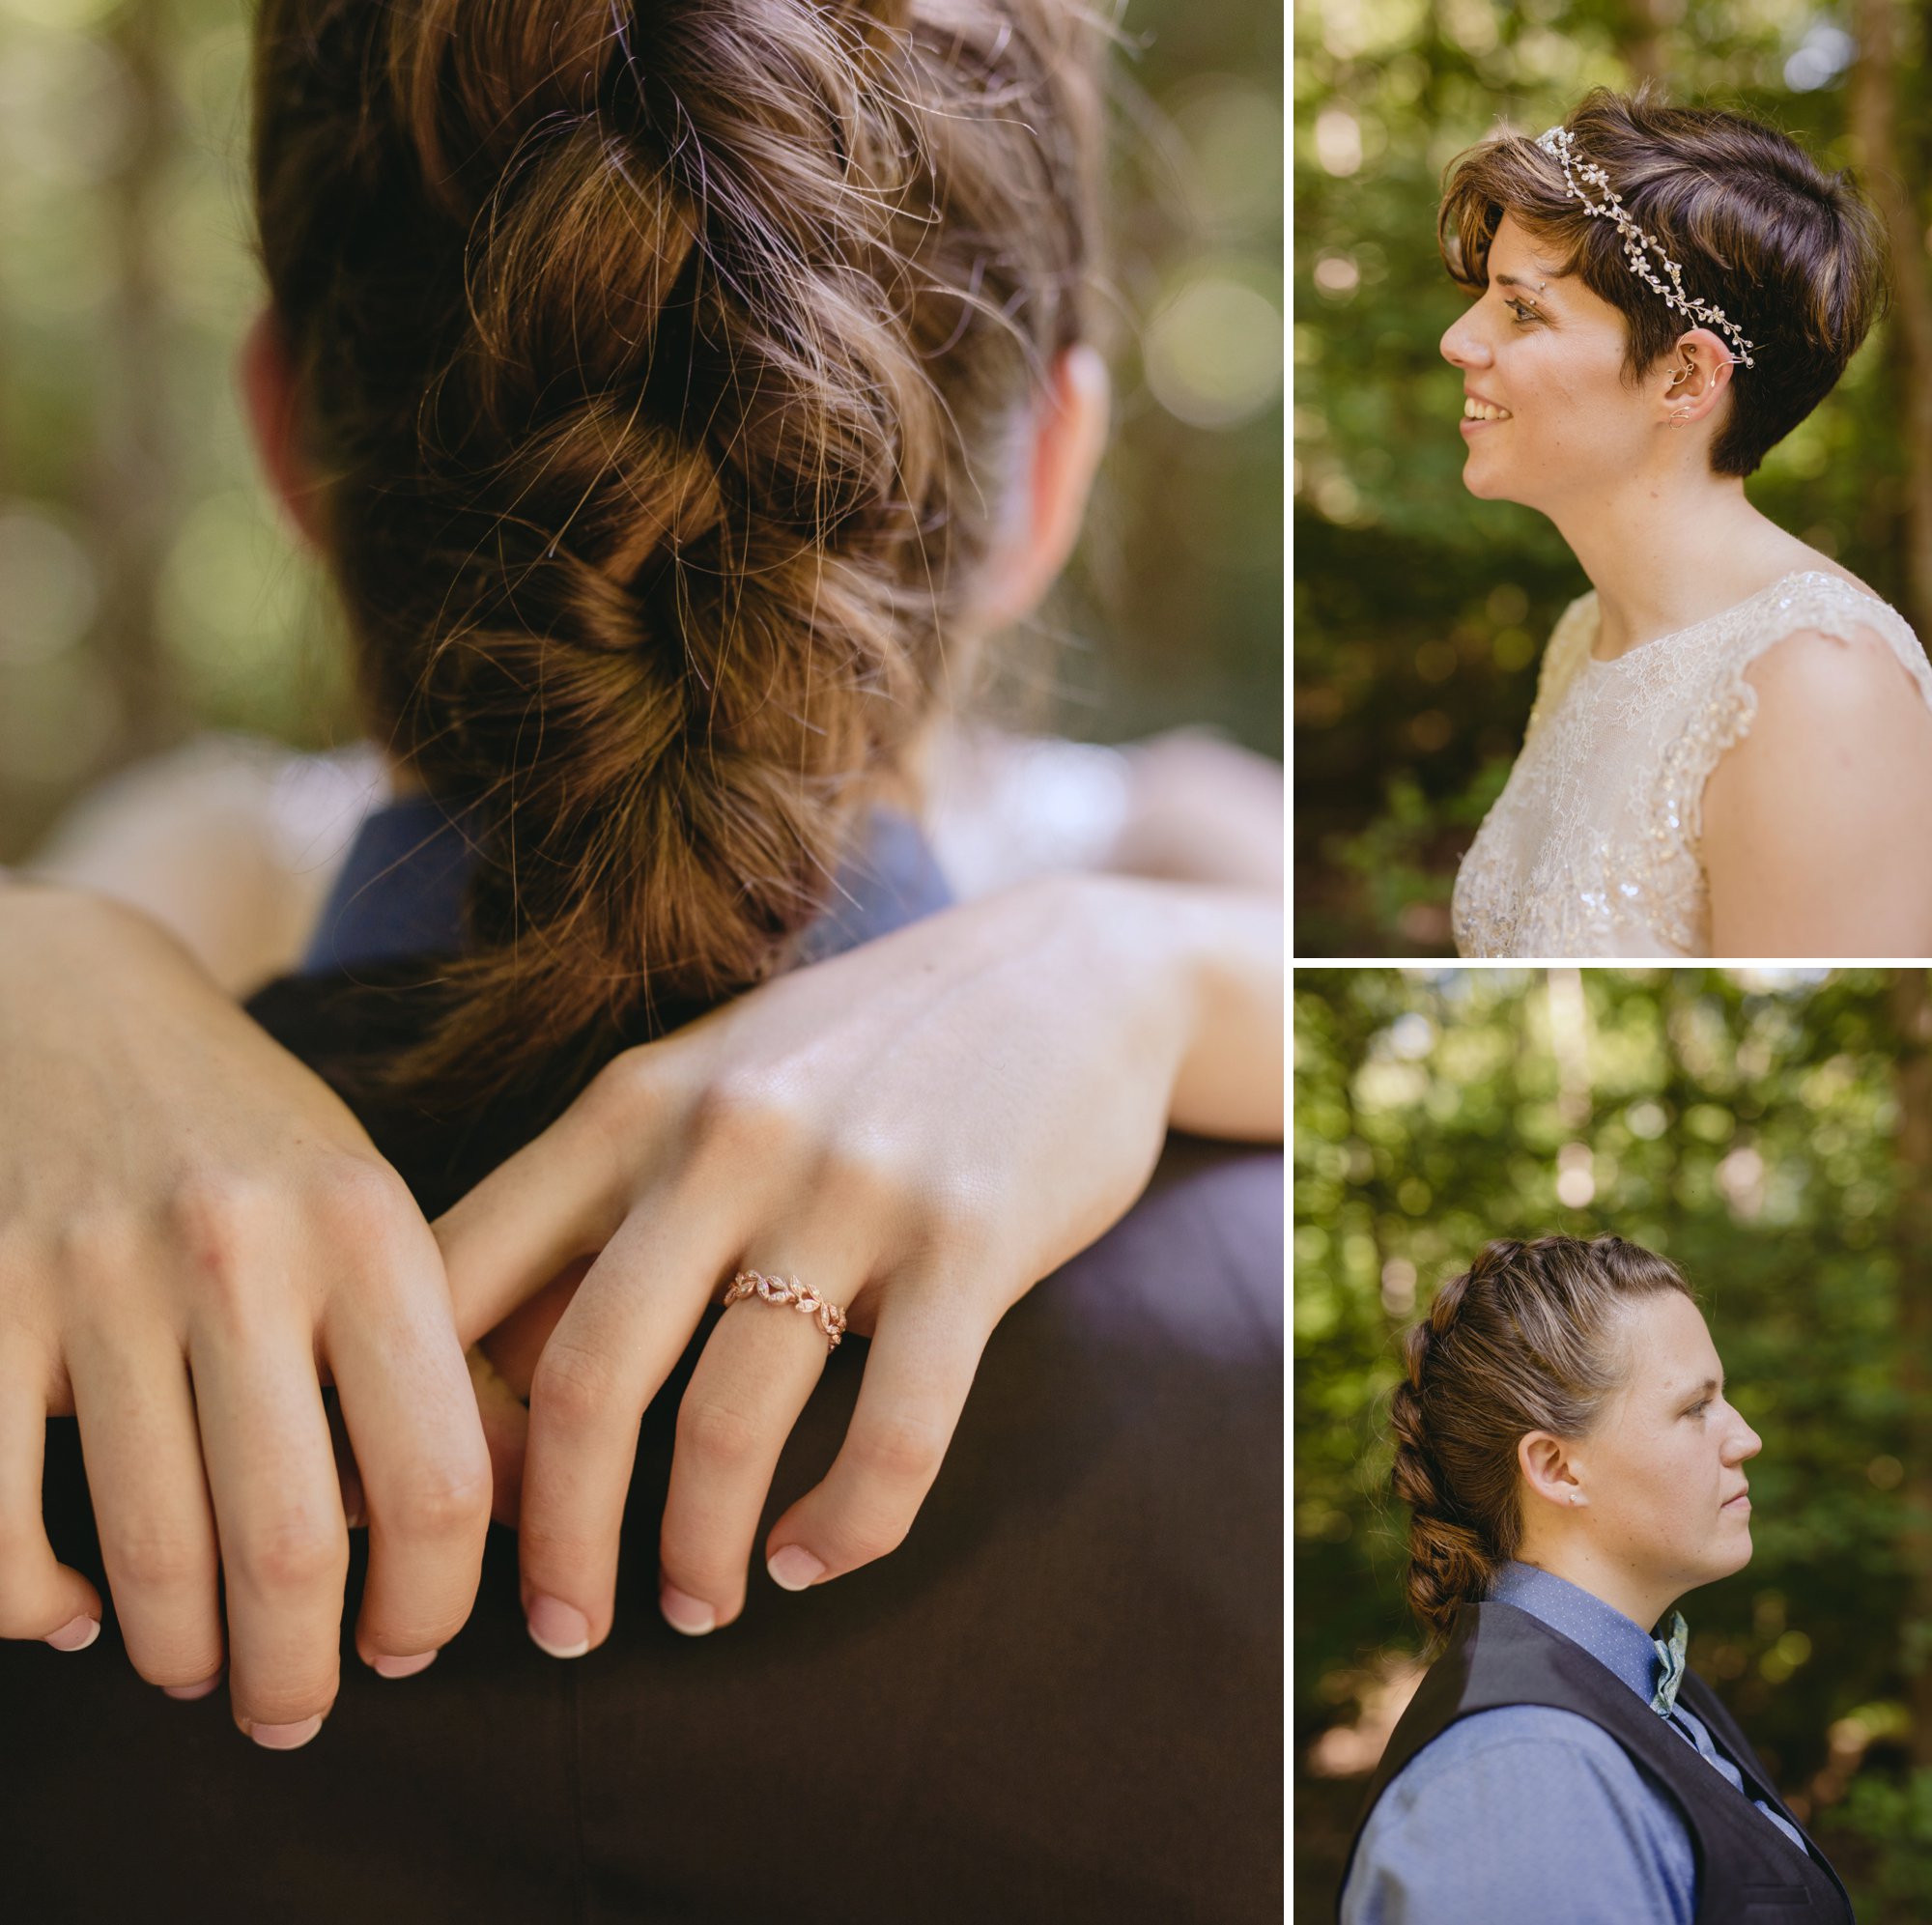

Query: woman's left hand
<box><xmin>435</xmin><ymin>870</ymin><xmax>1279</xmax><ymax>1651</ymax></box>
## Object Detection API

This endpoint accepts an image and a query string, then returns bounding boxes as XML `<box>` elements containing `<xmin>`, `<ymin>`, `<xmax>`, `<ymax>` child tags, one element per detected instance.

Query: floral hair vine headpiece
<box><xmin>1533</xmin><ymin>126</ymin><xmax>1758</xmax><ymax>369</ymax></box>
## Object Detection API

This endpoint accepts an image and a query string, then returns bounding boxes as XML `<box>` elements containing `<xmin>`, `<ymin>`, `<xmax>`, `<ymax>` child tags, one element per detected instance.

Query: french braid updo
<box><xmin>248</xmin><ymin>0</ymin><xmax>1107</xmax><ymax>1103</ymax></box>
<box><xmin>1389</xmin><ymin>1234</ymin><xmax>1692</xmax><ymax>1651</ymax></box>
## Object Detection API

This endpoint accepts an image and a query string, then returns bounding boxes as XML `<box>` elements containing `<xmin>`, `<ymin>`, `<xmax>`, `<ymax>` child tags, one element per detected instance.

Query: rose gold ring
<box><xmin>721</xmin><ymin>1269</ymin><xmax>848</xmax><ymax>1351</ymax></box>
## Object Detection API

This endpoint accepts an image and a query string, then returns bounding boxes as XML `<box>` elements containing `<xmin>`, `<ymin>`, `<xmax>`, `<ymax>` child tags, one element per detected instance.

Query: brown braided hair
<box><xmin>1389</xmin><ymin>1234</ymin><xmax>1692</xmax><ymax>1652</ymax></box>
<box><xmin>247</xmin><ymin>0</ymin><xmax>1109</xmax><ymax>1103</ymax></box>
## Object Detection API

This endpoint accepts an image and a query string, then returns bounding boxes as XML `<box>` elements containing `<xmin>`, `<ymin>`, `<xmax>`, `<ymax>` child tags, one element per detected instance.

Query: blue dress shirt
<box><xmin>1340</xmin><ymin>1563</ymin><xmax>1809</xmax><ymax>1925</ymax></box>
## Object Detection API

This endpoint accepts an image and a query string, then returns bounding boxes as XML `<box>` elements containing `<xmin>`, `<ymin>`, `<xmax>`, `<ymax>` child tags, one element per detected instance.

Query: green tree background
<box><xmin>1293</xmin><ymin>0</ymin><xmax>1932</xmax><ymax>955</ymax></box>
<box><xmin>1296</xmin><ymin>967</ymin><xmax>1932</xmax><ymax>1921</ymax></box>
<box><xmin>0</xmin><ymin>0</ymin><xmax>1282</xmax><ymax>863</ymax></box>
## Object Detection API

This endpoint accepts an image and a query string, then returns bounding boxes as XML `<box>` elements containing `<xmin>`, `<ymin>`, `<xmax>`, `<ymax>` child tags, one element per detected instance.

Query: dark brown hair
<box><xmin>1389</xmin><ymin>1234</ymin><xmax>1693</xmax><ymax>1651</ymax></box>
<box><xmin>248</xmin><ymin>0</ymin><xmax>1107</xmax><ymax>1100</ymax></box>
<box><xmin>1438</xmin><ymin>84</ymin><xmax>1888</xmax><ymax>478</ymax></box>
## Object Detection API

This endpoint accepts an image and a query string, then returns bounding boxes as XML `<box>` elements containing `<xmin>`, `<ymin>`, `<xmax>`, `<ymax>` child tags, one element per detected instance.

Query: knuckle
<box><xmin>232</xmin><ymin>1513</ymin><xmax>347</xmax><ymax>1597</ymax></box>
<box><xmin>316</xmin><ymin>1158</ymin><xmax>418</xmax><ymax>1255</ymax></box>
<box><xmin>675</xmin><ymin>1393</ymin><xmax>767</xmax><ymax>1471</ymax></box>
<box><xmin>690</xmin><ymin>1071</ymin><xmax>807</xmax><ymax>1168</ymax></box>
<box><xmin>166</xmin><ymin>1173</ymin><xmax>274</xmax><ymax>1308</ymax></box>
<box><xmin>53</xmin><ymin>1209</ymin><xmax>142</xmax><ymax>1292</ymax></box>
<box><xmin>100</xmin><ymin>1523</ymin><xmax>209</xmax><ymax>1596</ymax></box>
<box><xmin>849</xmin><ymin>1413</ymin><xmax>949</xmax><ymax>1488</ymax></box>
<box><xmin>529</xmin><ymin>1339</ymin><xmax>625</xmax><ymax>1430</ymax></box>
<box><xmin>385</xmin><ymin>1458</ymin><xmax>493</xmax><ymax>1543</ymax></box>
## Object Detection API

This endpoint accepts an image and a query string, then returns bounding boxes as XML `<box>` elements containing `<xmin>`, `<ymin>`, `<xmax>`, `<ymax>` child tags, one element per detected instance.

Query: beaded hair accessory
<box><xmin>1534</xmin><ymin>125</ymin><xmax>1757</xmax><ymax>368</ymax></box>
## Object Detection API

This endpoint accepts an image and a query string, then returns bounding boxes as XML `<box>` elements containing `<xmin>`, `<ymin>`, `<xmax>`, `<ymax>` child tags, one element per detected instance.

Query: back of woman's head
<box><xmin>1438</xmin><ymin>83</ymin><xmax>1888</xmax><ymax>478</ymax></box>
<box><xmin>249</xmin><ymin>0</ymin><xmax>1106</xmax><ymax>1100</ymax></box>
<box><xmin>1389</xmin><ymin>1233</ymin><xmax>1691</xmax><ymax>1652</ymax></box>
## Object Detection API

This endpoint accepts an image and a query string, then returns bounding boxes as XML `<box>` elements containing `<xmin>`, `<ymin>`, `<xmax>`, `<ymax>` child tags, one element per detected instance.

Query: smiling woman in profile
<box><xmin>1438</xmin><ymin>86</ymin><xmax>1932</xmax><ymax>961</ymax></box>
<box><xmin>1338</xmin><ymin>1234</ymin><xmax>1852</xmax><ymax>1925</ymax></box>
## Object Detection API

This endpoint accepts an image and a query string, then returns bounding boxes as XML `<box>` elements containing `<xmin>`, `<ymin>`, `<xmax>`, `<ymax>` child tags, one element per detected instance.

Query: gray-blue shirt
<box><xmin>302</xmin><ymin>793</ymin><xmax>954</xmax><ymax>975</ymax></box>
<box><xmin>1340</xmin><ymin>1563</ymin><xmax>1810</xmax><ymax>1925</ymax></box>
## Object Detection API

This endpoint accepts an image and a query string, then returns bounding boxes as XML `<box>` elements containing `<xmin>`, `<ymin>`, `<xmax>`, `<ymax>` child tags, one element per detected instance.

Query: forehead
<box><xmin>1488</xmin><ymin>212</ymin><xmax>1566</xmax><ymax>288</ymax></box>
<box><xmin>1619</xmin><ymin>1290</ymin><xmax>1721</xmax><ymax>1398</ymax></box>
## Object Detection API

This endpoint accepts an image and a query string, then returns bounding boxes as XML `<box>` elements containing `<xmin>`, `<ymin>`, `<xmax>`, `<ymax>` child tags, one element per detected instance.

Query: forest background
<box><xmin>1293</xmin><ymin>0</ymin><xmax>1932</xmax><ymax>955</ymax></box>
<box><xmin>0</xmin><ymin>0</ymin><xmax>1282</xmax><ymax>863</ymax></box>
<box><xmin>1296</xmin><ymin>967</ymin><xmax>1932</xmax><ymax>1919</ymax></box>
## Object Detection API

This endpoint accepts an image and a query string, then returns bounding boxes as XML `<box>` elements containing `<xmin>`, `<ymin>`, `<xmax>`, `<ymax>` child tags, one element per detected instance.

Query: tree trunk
<box><xmin>1889</xmin><ymin>969</ymin><xmax>1932</xmax><ymax>1767</ymax></box>
<box><xmin>1852</xmin><ymin>0</ymin><xmax>1932</xmax><ymax>638</ymax></box>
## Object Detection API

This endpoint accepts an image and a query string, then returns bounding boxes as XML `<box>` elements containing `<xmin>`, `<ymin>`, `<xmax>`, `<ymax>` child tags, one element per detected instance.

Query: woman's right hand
<box><xmin>0</xmin><ymin>884</ymin><xmax>492</xmax><ymax>1745</ymax></box>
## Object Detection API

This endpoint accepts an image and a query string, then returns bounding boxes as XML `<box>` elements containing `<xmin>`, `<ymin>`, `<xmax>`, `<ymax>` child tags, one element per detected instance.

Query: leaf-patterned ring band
<box><xmin>721</xmin><ymin>1269</ymin><xmax>849</xmax><ymax>1351</ymax></box>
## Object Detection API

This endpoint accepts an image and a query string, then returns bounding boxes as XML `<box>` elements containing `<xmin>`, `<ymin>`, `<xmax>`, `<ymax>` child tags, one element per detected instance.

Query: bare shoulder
<box><xmin>1744</xmin><ymin>621</ymin><xmax>1928</xmax><ymax>720</ymax></box>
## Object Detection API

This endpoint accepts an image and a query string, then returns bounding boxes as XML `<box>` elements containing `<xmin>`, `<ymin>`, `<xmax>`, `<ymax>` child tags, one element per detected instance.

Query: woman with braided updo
<box><xmin>1339</xmin><ymin>1235</ymin><xmax>1851</xmax><ymax>1925</ymax></box>
<box><xmin>1439</xmin><ymin>84</ymin><xmax>1932</xmax><ymax>960</ymax></box>
<box><xmin>0</xmin><ymin>2</ymin><xmax>1282</xmax><ymax>1916</ymax></box>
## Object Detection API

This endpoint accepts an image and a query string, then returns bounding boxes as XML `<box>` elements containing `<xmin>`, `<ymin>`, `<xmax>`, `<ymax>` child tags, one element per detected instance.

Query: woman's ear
<box><xmin>238</xmin><ymin>306</ymin><xmax>323</xmax><ymax>552</ymax></box>
<box><xmin>1519</xmin><ymin>1430</ymin><xmax>1586</xmax><ymax>1510</ymax></box>
<box><xmin>978</xmin><ymin>343</ymin><xmax>1110</xmax><ymax>628</ymax></box>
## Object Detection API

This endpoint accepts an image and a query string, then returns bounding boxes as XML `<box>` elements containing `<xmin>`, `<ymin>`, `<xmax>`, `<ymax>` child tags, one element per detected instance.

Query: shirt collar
<box><xmin>301</xmin><ymin>794</ymin><xmax>955</xmax><ymax>976</ymax></box>
<box><xmin>1490</xmin><ymin>1561</ymin><xmax>1672</xmax><ymax>1708</ymax></box>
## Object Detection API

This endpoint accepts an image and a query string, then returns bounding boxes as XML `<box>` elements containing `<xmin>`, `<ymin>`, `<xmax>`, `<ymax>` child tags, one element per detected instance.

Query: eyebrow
<box><xmin>1672</xmin><ymin>1374</ymin><xmax>1723</xmax><ymax>1403</ymax></box>
<box><xmin>1493</xmin><ymin>272</ymin><xmax>1558</xmax><ymax>297</ymax></box>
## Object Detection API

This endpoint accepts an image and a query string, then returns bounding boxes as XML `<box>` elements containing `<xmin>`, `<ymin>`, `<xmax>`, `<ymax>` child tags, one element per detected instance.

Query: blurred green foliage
<box><xmin>1295</xmin><ymin>967</ymin><xmax>1932</xmax><ymax>1918</ymax></box>
<box><xmin>0</xmin><ymin>0</ymin><xmax>1282</xmax><ymax>863</ymax></box>
<box><xmin>1293</xmin><ymin>0</ymin><xmax>1925</xmax><ymax>953</ymax></box>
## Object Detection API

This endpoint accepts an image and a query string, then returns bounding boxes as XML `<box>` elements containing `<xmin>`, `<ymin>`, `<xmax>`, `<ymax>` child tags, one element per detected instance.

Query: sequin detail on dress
<box><xmin>1452</xmin><ymin>572</ymin><xmax>1932</xmax><ymax>957</ymax></box>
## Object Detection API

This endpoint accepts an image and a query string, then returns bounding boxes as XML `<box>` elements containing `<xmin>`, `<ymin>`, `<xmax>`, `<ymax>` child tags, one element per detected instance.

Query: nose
<box><xmin>1725</xmin><ymin>1412</ymin><xmax>1762</xmax><ymax>1465</ymax></box>
<box><xmin>1440</xmin><ymin>303</ymin><xmax>1489</xmax><ymax>371</ymax></box>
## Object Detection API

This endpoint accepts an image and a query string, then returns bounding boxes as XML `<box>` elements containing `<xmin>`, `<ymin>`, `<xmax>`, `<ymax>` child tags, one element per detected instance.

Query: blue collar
<box><xmin>1490</xmin><ymin>1562</ymin><xmax>1672</xmax><ymax>1709</ymax></box>
<box><xmin>303</xmin><ymin>795</ymin><xmax>955</xmax><ymax>976</ymax></box>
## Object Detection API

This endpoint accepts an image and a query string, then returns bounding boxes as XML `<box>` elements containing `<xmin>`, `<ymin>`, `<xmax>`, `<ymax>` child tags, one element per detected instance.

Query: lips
<box><xmin>1722</xmin><ymin>1486</ymin><xmax>1751</xmax><ymax>1511</ymax></box>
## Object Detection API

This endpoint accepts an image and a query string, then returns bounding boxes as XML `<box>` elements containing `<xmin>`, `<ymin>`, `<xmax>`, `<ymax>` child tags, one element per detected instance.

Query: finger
<box><xmin>0</xmin><ymin>1341</ymin><xmax>102</xmax><ymax>1648</ymax></box>
<box><xmin>468</xmin><ymin>1345</ymin><xmax>530</xmax><ymax>1531</ymax></box>
<box><xmin>189</xmin><ymin>1317</ymin><xmax>348</xmax><ymax>1748</ymax></box>
<box><xmin>325</xmin><ymin>1392</ymin><xmax>365</xmax><ymax>1532</ymax></box>
<box><xmin>434</xmin><ymin>1092</ymin><xmax>637</xmax><ymax>1345</ymax></box>
<box><xmin>762</xmin><ymin>1288</ymin><xmax>991</xmax><ymax>1593</ymax></box>
<box><xmin>68</xmin><ymin>1327</ymin><xmax>225</xmax><ymax>1694</ymax></box>
<box><xmin>325</xmin><ymin>1251</ymin><xmax>494</xmax><ymax>1679</ymax></box>
<box><xmin>657</xmin><ymin>1270</ymin><xmax>836</xmax><ymax>1634</ymax></box>
<box><xmin>518</xmin><ymin>1208</ymin><xmax>731</xmax><ymax>1658</ymax></box>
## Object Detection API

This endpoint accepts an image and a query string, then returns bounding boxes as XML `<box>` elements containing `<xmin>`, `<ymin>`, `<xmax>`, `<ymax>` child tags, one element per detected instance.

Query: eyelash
<box><xmin>1503</xmin><ymin>297</ymin><xmax>1540</xmax><ymax>326</ymax></box>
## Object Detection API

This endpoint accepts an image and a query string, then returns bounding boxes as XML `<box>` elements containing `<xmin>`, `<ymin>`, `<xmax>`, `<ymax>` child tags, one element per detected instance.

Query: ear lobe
<box><xmin>239</xmin><ymin>306</ymin><xmax>323</xmax><ymax>550</ymax></box>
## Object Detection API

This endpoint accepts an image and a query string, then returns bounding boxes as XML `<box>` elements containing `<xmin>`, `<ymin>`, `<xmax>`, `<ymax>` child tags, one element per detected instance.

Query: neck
<box><xmin>1545</xmin><ymin>461</ymin><xmax>1806</xmax><ymax>663</ymax></box>
<box><xmin>1513</xmin><ymin>1538</ymin><xmax>1681</xmax><ymax>1636</ymax></box>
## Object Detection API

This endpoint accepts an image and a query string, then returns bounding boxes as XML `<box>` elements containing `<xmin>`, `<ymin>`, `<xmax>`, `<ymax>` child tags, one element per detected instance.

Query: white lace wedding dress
<box><xmin>1452</xmin><ymin>571</ymin><xmax>1932</xmax><ymax>957</ymax></box>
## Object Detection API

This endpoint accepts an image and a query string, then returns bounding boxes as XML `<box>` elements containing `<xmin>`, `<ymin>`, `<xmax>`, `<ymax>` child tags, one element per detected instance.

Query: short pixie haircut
<box><xmin>1438</xmin><ymin>84</ymin><xmax>1889</xmax><ymax>478</ymax></box>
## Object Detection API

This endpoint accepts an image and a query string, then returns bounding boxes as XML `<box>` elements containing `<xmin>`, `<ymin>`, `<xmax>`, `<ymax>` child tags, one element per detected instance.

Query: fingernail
<box><xmin>247</xmin><ymin>1714</ymin><xmax>324</xmax><ymax>1750</ymax></box>
<box><xmin>43</xmin><ymin>1615</ymin><xmax>99</xmax><ymax>1652</ymax></box>
<box><xmin>659</xmin><ymin>1583</ymin><xmax>716</xmax><ymax>1637</ymax></box>
<box><xmin>767</xmin><ymin>1545</ymin><xmax>826</xmax><ymax>1592</ymax></box>
<box><xmin>163</xmin><ymin>1674</ymin><xmax>223</xmax><ymax>1701</ymax></box>
<box><xmin>526</xmin><ymin>1594</ymin><xmax>590</xmax><ymax>1658</ymax></box>
<box><xmin>371</xmin><ymin>1650</ymin><xmax>438</xmax><ymax>1680</ymax></box>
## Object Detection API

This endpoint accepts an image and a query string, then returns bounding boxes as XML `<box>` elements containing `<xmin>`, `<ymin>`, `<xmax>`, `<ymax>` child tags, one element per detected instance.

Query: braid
<box><xmin>250</xmin><ymin>0</ymin><xmax>1107</xmax><ymax>1104</ymax></box>
<box><xmin>1390</xmin><ymin>1293</ymin><xmax>1500</xmax><ymax>1651</ymax></box>
<box><xmin>1388</xmin><ymin>1234</ymin><xmax>1691</xmax><ymax>1652</ymax></box>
